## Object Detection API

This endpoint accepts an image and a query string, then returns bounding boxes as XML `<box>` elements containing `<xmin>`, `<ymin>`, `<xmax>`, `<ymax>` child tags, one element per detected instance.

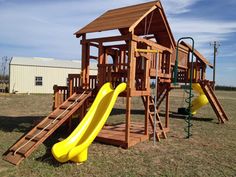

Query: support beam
<box><xmin>132</xmin><ymin>35</ymin><xmax>172</xmax><ymax>53</ymax></box>
<box><xmin>165</xmin><ymin>86</ymin><xmax>170</xmax><ymax>129</ymax></box>
<box><xmin>98</xmin><ymin>43</ymin><xmax>104</xmax><ymax>87</ymax></box>
<box><xmin>125</xmin><ymin>96</ymin><xmax>131</xmax><ymax>146</ymax></box>
<box><xmin>128</xmin><ymin>38</ymin><xmax>137</xmax><ymax>91</ymax></box>
<box><xmin>81</xmin><ymin>34</ymin><xmax>87</xmax><ymax>89</ymax></box>
<box><xmin>135</xmin><ymin>49</ymin><xmax>158</xmax><ymax>53</ymax></box>
<box><xmin>145</xmin><ymin>96</ymin><xmax>149</xmax><ymax>135</ymax></box>
<box><xmin>85</xmin><ymin>43</ymin><xmax>90</xmax><ymax>89</ymax></box>
<box><xmin>125</xmin><ymin>36</ymin><xmax>136</xmax><ymax>146</ymax></box>
<box><xmin>84</xmin><ymin>34</ymin><xmax>131</xmax><ymax>44</ymax></box>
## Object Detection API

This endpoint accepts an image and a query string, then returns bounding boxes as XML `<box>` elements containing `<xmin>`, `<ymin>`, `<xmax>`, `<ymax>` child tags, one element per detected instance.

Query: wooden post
<box><xmin>85</xmin><ymin>42</ymin><xmax>90</xmax><ymax>89</ymax></box>
<box><xmin>69</xmin><ymin>76</ymin><xmax>73</xmax><ymax>96</ymax></box>
<box><xmin>103</xmin><ymin>52</ymin><xmax>108</xmax><ymax>83</ymax></box>
<box><xmin>67</xmin><ymin>117</ymin><xmax>72</xmax><ymax>133</ymax></box>
<box><xmin>202</xmin><ymin>66</ymin><xmax>206</xmax><ymax>80</ymax></box>
<box><xmin>53</xmin><ymin>85</ymin><xmax>58</xmax><ymax>110</ymax></box>
<box><xmin>129</xmin><ymin>38</ymin><xmax>137</xmax><ymax>91</ymax></box>
<box><xmin>98</xmin><ymin>43</ymin><xmax>104</xmax><ymax>87</ymax></box>
<box><xmin>165</xmin><ymin>85</ymin><xmax>170</xmax><ymax>129</ymax></box>
<box><xmin>125</xmin><ymin>35</ymin><xmax>136</xmax><ymax>146</ymax></box>
<box><xmin>81</xmin><ymin>34</ymin><xmax>88</xmax><ymax>89</ymax></box>
<box><xmin>125</xmin><ymin>96</ymin><xmax>131</xmax><ymax>147</ymax></box>
<box><xmin>145</xmin><ymin>95</ymin><xmax>149</xmax><ymax>135</ymax></box>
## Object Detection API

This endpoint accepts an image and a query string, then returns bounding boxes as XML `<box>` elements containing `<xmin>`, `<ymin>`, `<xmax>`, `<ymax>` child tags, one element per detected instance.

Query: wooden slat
<box><xmin>11</xmin><ymin>140</ymin><xmax>37</xmax><ymax>156</ymax></box>
<box><xmin>84</xmin><ymin>34</ymin><xmax>131</xmax><ymax>44</ymax></box>
<box><xmin>3</xmin><ymin>152</ymin><xmax>24</xmax><ymax>165</ymax></box>
<box><xmin>96</xmin><ymin>122</ymin><xmax>149</xmax><ymax>149</ymax></box>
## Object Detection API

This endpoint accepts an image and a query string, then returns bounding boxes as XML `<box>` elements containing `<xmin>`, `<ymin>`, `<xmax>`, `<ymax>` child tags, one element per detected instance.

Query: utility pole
<box><xmin>210</xmin><ymin>41</ymin><xmax>220</xmax><ymax>90</ymax></box>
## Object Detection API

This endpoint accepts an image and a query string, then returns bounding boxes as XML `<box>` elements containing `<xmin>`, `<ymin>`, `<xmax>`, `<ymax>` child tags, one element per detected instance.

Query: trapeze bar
<box><xmin>135</xmin><ymin>49</ymin><xmax>158</xmax><ymax>53</ymax></box>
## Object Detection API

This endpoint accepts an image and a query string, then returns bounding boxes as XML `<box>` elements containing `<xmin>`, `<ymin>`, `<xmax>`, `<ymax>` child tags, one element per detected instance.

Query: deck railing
<box><xmin>53</xmin><ymin>85</ymin><xmax>69</xmax><ymax>109</ymax></box>
<box><xmin>53</xmin><ymin>74</ymin><xmax>98</xmax><ymax>109</ymax></box>
<box><xmin>68</xmin><ymin>74</ymin><xmax>82</xmax><ymax>96</ymax></box>
<box><xmin>68</xmin><ymin>74</ymin><xmax>98</xmax><ymax>96</ymax></box>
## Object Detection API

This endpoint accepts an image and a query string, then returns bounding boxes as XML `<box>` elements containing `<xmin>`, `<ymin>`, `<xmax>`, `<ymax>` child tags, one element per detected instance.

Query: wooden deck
<box><xmin>96</xmin><ymin>122</ymin><xmax>169</xmax><ymax>148</ymax></box>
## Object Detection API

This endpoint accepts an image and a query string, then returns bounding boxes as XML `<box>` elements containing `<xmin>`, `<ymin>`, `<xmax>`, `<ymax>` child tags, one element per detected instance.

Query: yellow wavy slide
<box><xmin>191</xmin><ymin>83</ymin><xmax>209</xmax><ymax>115</ymax></box>
<box><xmin>51</xmin><ymin>82</ymin><xmax>126</xmax><ymax>163</ymax></box>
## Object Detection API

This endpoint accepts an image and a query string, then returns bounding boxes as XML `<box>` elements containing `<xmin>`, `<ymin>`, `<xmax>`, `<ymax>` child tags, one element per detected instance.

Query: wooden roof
<box><xmin>181</xmin><ymin>41</ymin><xmax>213</xmax><ymax>68</ymax></box>
<box><xmin>75</xmin><ymin>1</ymin><xmax>175</xmax><ymax>49</ymax></box>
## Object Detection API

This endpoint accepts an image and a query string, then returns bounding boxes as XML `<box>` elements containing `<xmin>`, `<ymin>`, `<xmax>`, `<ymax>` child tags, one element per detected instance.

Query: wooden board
<box><xmin>96</xmin><ymin>122</ymin><xmax>169</xmax><ymax>148</ymax></box>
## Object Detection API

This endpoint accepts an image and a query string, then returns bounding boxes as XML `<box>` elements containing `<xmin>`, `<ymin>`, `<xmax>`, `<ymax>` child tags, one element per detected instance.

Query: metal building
<box><xmin>9</xmin><ymin>57</ymin><xmax>97</xmax><ymax>93</ymax></box>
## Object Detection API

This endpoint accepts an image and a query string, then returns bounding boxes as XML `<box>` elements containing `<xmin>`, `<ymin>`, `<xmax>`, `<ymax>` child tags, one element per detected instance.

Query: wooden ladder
<box><xmin>199</xmin><ymin>80</ymin><xmax>229</xmax><ymax>123</ymax></box>
<box><xmin>156</xmin><ymin>87</ymin><xmax>169</xmax><ymax>110</ymax></box>
<box><xmin>142</xmin><ymin>96</ymin><xmax>167</xmax><ymax>141</ymax></box>
<box><xmin>3</xmin><ymin>91</ymin><xmax>92</xmax><ymax>165</ymax></box>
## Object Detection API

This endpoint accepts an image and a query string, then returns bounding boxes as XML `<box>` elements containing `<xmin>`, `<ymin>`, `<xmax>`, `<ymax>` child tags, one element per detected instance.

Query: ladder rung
<box><xmin>3</xmin><ymin>152</ymin><xmax>24</xmax><ymax>165</ymax></box>
<box><xmin>150</xmin><ymin>112</ymin><xmax>155</xmax><ymax>115</ymax></box>
<box><xmin>25</xmin><ymin>135</ymin><xmax>40</xmax><ymax>142</ymax></box>
<box><xmin>49</xmin><ymin>115</ymin><xmax>63</xmax><ymax>119</ymax></box>
<box><xmin>11</xmin><ymin>141</ymin><xmax>36</xmax><ymax>156</ymax></box>
<box><xmin>59</xmin><ymin>106</ymin><xmax>73</xmax><ymax>110</ymax></box>
<box><xmin>37</xmin><ymin>124</ymin><xmax>54</xmax><ymax>131</ymax></box>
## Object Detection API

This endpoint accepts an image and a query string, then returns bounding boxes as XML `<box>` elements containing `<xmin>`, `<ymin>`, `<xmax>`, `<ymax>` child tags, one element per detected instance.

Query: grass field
<box><xmin>0</xmin><ymin>90</ymin><xmax>235</xmax><ymax>177</ymax></box>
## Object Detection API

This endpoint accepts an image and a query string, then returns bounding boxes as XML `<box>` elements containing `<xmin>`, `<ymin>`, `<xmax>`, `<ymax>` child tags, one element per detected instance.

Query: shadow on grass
<box><xmin>159</xmin><ymin>112</ymin><xmax>214</xmax><ymax>122</ymax></box>
<box><xmin>34</xmin><ymin>123</ymin><xmax>88</xmax><ymax>167</ymax></box>
<box><xmin>111</xmin><ymin>108</ymin><xmax>145</xmax><ymax>116</ymax></box>
<box><xmin>34</xmin><ymin>129</ymin><xmax>68</xmax><ymax>167</ymax></box>
<box><xmin>0</xmin><ymin>115</ymin><xmax>73</xmax><ymax>166</ymax></box>
<box><xmin>111</xmin><ymin>108</ymin><xmax>213</xmax><ymax>122</ymax></box>
<box><xmin>34</xmin><ymin>119</ymin><xmax>85</xmax><ymax>167</ymax></box>
<box><xmin>0</xmin><ymin>116</ymin><xmax>43</xmax><ymax>133</ymax></box>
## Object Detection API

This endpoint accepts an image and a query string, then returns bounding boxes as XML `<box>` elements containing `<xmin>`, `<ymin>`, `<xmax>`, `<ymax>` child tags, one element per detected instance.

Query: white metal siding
<box><xmin>10</xmin><ymin>65</ymin><xmax>97</xmax><ymax>94</ymax></box>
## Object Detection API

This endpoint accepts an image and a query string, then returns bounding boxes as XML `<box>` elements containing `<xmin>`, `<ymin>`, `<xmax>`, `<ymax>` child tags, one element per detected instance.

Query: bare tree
<box><xmin>1</xmin><ymin>56</ymin><xmax>10</xmax><ymax>93</ymax></box>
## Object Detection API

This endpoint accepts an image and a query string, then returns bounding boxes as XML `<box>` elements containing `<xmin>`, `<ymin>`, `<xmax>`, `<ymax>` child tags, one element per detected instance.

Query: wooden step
<box><xmin>25</xmin><ymin>135</ymin><xmax>41</xmax><ymax>142</ymax></box>
<box><xmin>37</xmin><ymin>122</ymin><xmax>56</xmax><ymax>131</ymax></box>
<box><xmin>11</xmin><ymin>140</ymin><xmax>36</xmax><ymax>156</ymax></box>
<box><xmin>25</xmin><ymin>129</ymin><xmax>48</xmax><ymax>142</ymax></box>
<box><xmin>68</xmin><ymin>94</ymin><xmax>85</xmax><ymax>101</ymax></box>
<box><xmin>60</xmin><ymin>102</ymin><xmax>77</xmax><ymax>110</ymax></box>
<box><xmin>3</xmin><ymin>152</ymin><xmax>24</xmax><ymax>165</ymax></box>
<box><xmin>50</xmin><ymin>109</ymin><xmax>70</xmax><ymax>119</ymax></box>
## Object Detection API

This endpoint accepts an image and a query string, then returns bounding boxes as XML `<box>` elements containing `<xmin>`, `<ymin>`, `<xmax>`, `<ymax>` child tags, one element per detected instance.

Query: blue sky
<box><xmin>0</xmin><ymin>0</ymin><xmax>236</xmax><ymax>86</ymax></box>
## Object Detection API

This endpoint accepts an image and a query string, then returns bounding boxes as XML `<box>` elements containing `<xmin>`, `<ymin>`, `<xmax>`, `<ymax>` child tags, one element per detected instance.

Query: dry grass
<box><xmin>0</xmin><ymin>90</ymin><xmax>236</xmax><ymax>177</ymax></box>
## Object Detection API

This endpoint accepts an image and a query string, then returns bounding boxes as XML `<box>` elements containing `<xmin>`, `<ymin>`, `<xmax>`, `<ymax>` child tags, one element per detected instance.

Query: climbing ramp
<box><xmin>3</xmin><ymin>91</ymin><xmax>92</xmax><ymax>165</ymax></box>
<box><xmin>199</xmin><ymin>80</ymin><xmax>229</xmax><ymax>123</ymax></box>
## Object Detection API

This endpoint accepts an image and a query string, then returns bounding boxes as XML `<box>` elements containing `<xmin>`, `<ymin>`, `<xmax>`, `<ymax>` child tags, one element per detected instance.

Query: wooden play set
<box><xmin>3</xmin><ymin>0</ymin><xmax>228</xmax><ymax>165</ymax></box>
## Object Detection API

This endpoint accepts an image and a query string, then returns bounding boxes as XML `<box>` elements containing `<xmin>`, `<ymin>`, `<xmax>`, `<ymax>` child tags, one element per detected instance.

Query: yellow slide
<box><xmin>191</xmin><ymin>83</ymin><xmax>209</xmax><ymax>115</ymax></box>
<box><xmin>51</xmin><ymin>82</ymin><xmax>126</xmax><ymax>163</ymax></box>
